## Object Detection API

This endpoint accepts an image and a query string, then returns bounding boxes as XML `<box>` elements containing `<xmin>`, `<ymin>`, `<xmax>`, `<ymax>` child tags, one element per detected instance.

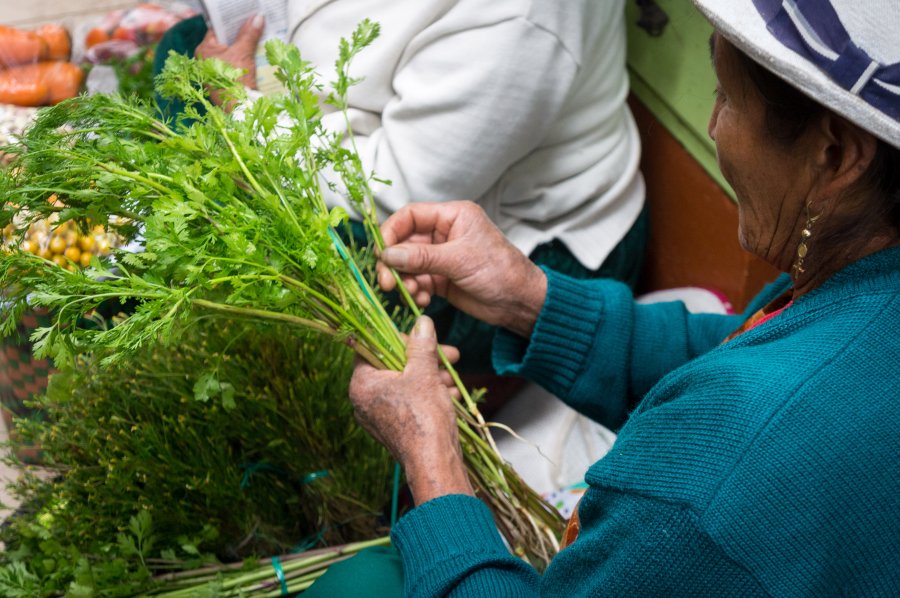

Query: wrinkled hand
<box><xmin>378</xmin><ymin>201</ymin><xmax>547</xmax><ymax>337</ymax></box>
<box><xmin>196</xmin><ymin>14</ymin><xmax>264</xmax><ymax>101</ymax></box>
<box><xmin>349</xmin><ymin>316</ymin><xmax>473</xmax><ymax>504</ymax></box>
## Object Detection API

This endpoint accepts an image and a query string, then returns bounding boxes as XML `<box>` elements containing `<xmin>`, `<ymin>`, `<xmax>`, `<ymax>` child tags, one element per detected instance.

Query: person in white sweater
<box><xmin>195</xmin><ymin>0</ymin><xmax>647</xmax><ymax>370</ymax></box>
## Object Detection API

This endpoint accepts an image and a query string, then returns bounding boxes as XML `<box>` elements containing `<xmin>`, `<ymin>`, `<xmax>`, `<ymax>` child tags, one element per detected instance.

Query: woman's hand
<box><xmin>196</xmin><ymin>14</ymin><xmax>264</xmax><ymax>99</ymax></box>
<box><xmin>378</xmin><ymin>201</ymin><xmax>547</xmax><ymax>338</ymax></box>
<box><xmin>349</xmin><ymin>316</ymin><xmax>473</xmax><ymax>505</ymax></box>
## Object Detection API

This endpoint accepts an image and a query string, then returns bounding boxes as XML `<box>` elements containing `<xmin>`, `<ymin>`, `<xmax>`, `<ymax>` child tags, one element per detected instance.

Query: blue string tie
<box><xmin>271</xmin><ymin>555</ymin><xmax>289</xmax><ymax>596</ymax></box>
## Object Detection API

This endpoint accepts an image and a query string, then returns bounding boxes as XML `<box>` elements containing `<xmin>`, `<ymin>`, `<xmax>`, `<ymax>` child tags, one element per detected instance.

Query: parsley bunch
<box><xmin>0</xmin><ymin>22</ymin><xmax>563</xmax><ymax>566</ymax></box>
<box><xmin>1</xmin><ymin>26</ymin><xmax>401</xmax><ymax>372</ymax></box>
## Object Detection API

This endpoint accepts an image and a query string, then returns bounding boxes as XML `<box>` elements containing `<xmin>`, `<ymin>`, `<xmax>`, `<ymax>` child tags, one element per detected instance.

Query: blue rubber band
<box><xmin>291</xmin><ymin>527</ymin><xmax>327</xmax><ymax>553</ymax></box>
<box><xmin>327</xmin><ymin>227</ymin><xmax>377</xmax><ymax>306</ymax></box>
<box><xmin>240</xmin><ymin>465</ymin><xmax>327</xmax><ymax>490</ymax></box>
<box><xmin>271</xmin><ymin>555</ymin><xmax>289</xmax><ymax>596</ymax></box>
<box><xmin>239</xmin><ymin>462</ymin><xmax>279</xmax><ymax>489</ymax></box>
<box><xmin>302</xmin><ymin>469</ymin><xmax>329</xmax><ymax>484</ymax></box>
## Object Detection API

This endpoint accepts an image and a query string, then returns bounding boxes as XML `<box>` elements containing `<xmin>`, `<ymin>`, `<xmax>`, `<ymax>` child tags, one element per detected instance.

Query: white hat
<box><xmin>692</xmin><ymin>0</ymin><xmax>900</xmax><ymax>149</ymax></box>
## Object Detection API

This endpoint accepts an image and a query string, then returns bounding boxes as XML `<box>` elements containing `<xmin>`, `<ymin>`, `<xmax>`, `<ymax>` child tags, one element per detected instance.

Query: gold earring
<box><xmin>792</xmin><ymin>203</ymin><xmax>820</xmax><ymax>275</ymax></box>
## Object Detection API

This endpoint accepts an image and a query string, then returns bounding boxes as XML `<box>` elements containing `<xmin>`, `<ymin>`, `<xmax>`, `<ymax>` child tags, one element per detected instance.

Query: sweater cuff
<box><xmin>493</xmin><ymin>268</ymin><xmax>605</xmax><ymax>397</ymax></box>
<box><xmin>391</xmin><ymin>495</ymin><xmax>510</xmax><ymax>589</ymax></box>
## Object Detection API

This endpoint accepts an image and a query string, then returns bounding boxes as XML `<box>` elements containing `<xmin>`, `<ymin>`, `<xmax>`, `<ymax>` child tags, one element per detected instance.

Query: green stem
<box><xmin>151</xmin><ymin>537</ymin><xmax>390</xmax><ymax>596</ymax></box>
<box><xmin>208</xmin><ymin>108</ymin><xmax>268</xmax><ymax>200</ymax></box>
<box><xmin>190</xmin><ymin>299</ymin><xmax>388</xmax><ymax>369</ymax></box>
<box><xmin>92</xmin><ymin>161</ymin><xmax>173</xmax><ymax>195</ymax></box>
<box><xmin>277</xmin><ymin>274</ymin><xmax>405</xmax><ymax>371</ymax></box>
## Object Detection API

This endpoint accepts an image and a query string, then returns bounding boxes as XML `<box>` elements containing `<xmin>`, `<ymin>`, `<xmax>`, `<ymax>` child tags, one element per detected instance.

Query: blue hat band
<box><xmin>753</xmin><ymin>0</ymin><xmax>900</xmax><ymax>122</ymax></box>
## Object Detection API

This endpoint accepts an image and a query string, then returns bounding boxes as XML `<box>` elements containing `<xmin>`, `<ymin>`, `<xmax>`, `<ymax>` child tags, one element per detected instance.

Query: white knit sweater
<box><xmin>284</xmin><ymin>0</ymin><xmax>644</xmax><ymax>268</ymax></box>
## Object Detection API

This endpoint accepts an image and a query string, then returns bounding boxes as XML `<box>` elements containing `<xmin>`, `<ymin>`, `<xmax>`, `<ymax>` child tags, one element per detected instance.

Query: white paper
<box><xmin>198</xmin><ymin>0</ymin><xmax>289</xmax><ymax>94</ymax></box>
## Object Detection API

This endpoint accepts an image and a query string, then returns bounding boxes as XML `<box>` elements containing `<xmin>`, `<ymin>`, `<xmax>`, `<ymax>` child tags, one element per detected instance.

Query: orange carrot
<box><xmin>0</xmin><ymin>62</ymin><xmax>84</xmax><ymax>106</ymax></box>
<box><xmin>35</xmin><ymin>24</ymin><xmax>72</xmax><ymax>62</ymax></box>
<box><xmin>0</xmin><ymin>74</ymin><xmax>49</xmax><ymax>106</ymax></box>
<box><xmin>0</xmin><ymin>25</ymin><xmax>49</xmax><ymax>68</ymax></box>
<box><xmin>43</xmin><ymin>62</ymin><xmax>84</xmax><ymax>104</ymax></box>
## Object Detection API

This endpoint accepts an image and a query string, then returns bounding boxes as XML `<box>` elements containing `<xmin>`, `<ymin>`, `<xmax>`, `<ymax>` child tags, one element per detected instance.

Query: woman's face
<box><xmin>708</xmin><ymin>35</ymin><xmax>813</xmax><ymax>269</ymax></box>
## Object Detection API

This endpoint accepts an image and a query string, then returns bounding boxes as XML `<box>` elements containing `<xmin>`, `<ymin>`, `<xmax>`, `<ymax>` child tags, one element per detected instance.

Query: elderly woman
<box><xmin>338</xmin><ymin>0</ymin><xmax>900</xmax><ymax>595</ymax></box>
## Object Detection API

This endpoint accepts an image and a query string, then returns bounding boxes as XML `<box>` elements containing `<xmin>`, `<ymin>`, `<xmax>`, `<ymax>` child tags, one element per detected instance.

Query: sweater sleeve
<box><xmin>389</xmin><ymin>491</ymin><xmax>764</xmax><ymax>597</ymax></box>
<box><xmin>493</xmin><ymin>269</ymin><xmax>751</xmax><ymax>429</ymax></box>
<box><xmin>390</xmin><ymin>495</ymin><xmax>540</xmax><ymax>597</ymax></box>
<box><xmin>317</xmin><ymin>17</ymin><xmax>577</xmax><ymax>216</ymax></box>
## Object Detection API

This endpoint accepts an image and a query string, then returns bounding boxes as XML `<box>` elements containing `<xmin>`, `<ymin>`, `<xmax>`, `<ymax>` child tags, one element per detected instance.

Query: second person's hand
<box><xmin>196</xmin><ymin>14</ymin><xmax>265</xmax><ymax>103</ymax></box>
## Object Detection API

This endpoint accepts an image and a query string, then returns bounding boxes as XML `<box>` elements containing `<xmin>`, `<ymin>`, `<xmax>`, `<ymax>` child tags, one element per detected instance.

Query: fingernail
<box><xmin>252</xmin><ymin>13</ymin><xmax>265</xmax><ymax>29</ymax></box>
<box><xmin>381</xmin><ymin>247</ymin><xmax>408</xmax><ymax>269</ymax></box>
<box><xmin>413</xmin><ymin>316</ymin><xmax>434</xmax><ymax>338</ymax></box>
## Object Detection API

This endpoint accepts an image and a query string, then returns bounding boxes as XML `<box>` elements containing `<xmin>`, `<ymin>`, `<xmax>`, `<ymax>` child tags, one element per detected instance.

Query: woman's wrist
<box><xmin>403</xmin><ymin>440</ymin><xmax>474</xmax><ymax>505</ymax></box>
<box><xmin>502</xmin><ymin>264</ymin><xmax>548</xmax><ymax>338</ymax></box>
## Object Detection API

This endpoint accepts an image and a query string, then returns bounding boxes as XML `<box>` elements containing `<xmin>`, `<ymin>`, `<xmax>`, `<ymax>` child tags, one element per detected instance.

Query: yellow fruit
<box><xmin>52</xmin><ymin>254</ymin><xmax>68</xmax><ymax>268</ymax></box>
<box><xmin>78</xmin><ymin>235</ymin><xmax>95</xmax><ymax>252</ymax></box>
<box><xmin>21</xmin><ymin>239</ymin><xmax>38</xmax><ymax>254</ymax></box>
<box><xmin>39</xmin><ymin>247</ymin><xmax>54</xmax><ymax>260</ymax></box>
<box><xmin>95</xmin><ymin>237</ymin><xmax>111</xmax><ymax>254</ymax></box>
<box><xmin>64</xmin><ymin>246</ymin><xmax>82</xmax><ymax>262</ymax></box>
<box><xmin>79</xmin><ymin>251</ymin><xmax>93</xmax><ymax>267</ymax></box>
<box><xmin>63</xmin><ymin>229</ymin><xmax>79</xmax><ymax>246</ymax></box>
<box><xmin>49</xmin><ymin>236</ymin><xmax>66</xmax><ymax>254</ymax></box>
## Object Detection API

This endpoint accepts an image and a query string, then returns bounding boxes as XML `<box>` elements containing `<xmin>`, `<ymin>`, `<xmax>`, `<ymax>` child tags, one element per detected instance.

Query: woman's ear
<box><xmin>812</xmin><ymin>113</ymin><xmax>878</xmax><ymax>196</ymax></box>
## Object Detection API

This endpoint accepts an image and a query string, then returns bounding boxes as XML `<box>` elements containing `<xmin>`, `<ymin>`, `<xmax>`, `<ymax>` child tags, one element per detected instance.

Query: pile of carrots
<box><xmin>84</xmin><ymin>2</ymin><xmax>189</xmax><ymax>48</ymax></box>
<box><xmin>0</xmin><ymin>23</ymin><xmax>84</xmax><ymax>107</ymax></box>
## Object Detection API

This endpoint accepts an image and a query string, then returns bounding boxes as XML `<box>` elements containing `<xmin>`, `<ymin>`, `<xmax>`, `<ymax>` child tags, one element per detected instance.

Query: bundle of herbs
<box><xmin>0</xmin><ymin>21</ymin><xmax>563</xmax><ymax>569</ymax></box>
<box><xmin>1</xmin><ymin>319</ymin><xmax>393</xmax><ymax>596</ymax></box>
<box><xmin>149</xmin><ymin>536</ymin><xmax>393</xmax><ymax>596</ymax></box>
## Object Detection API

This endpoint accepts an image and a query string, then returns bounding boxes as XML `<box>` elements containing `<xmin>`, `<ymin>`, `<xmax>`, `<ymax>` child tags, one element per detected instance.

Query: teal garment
<box><xmin>153</xmin><ymin>15</ymin><xmax>209</xmax><ymax>122</ymax></box>
<box><xmin>304</xmin><ymin>546</ymin><xmax>403</xmax><ymax>597</ymax></box>
<box><xmin>391</xmin><ymin>247</ymin><xmax>900</xmax><ymax>596</ymax></box>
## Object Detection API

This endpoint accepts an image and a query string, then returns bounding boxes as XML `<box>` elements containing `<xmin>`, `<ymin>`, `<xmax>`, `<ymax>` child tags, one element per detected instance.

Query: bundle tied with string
<box><xmin>0</xmin><ymin>20</ymin><xmax>564</xmax><ymax>569</ymax></box>
<box><xmin>1</xmin><ymin>315</ymin><xmax>398</xmax><ymax>574</ymax></box>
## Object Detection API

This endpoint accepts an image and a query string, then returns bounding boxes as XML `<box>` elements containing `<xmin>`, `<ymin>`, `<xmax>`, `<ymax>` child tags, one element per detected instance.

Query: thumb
<box><xmin>404</xmin><ymin>316</ymin><xmax>440</xmax><ymax>373</ymax></box>
<box><xmin>196</xmin><ymin>30</ymin><xmax>223</xmax><ymax>56</ymax></box>
<box><xmin>200</xmin><ymin>29</ymin><xmax>221</xmax><ymax>47</ymax></box>
<box><xmin>235</xmin><ymin>13</ymin><xmax>265</xmax><ymax>48</ymax></box>
<box><xmin>382</xmin><ymin>243</ymin><xmax>456</xmax><ymax>277</ymax></box>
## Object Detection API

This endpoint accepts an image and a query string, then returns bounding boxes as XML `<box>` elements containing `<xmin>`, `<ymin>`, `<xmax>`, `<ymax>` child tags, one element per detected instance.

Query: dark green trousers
<box><xmin>303</xmin><ymin>546</ymin><xmax>403</xmax><ymax>597</ymax></box>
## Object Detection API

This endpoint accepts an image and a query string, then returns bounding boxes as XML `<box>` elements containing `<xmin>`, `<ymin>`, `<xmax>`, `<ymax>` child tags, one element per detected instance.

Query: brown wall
<box><xmin>630</xmin><ymin>98</ymin><xmax>780</xmax><ymax>312</ymax></box>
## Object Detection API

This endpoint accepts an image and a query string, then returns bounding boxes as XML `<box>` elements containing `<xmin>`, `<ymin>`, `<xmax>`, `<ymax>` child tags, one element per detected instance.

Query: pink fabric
<box><xmin>746</xmin><ymin>300</ymin><xmax>793</xmax><ymax>331</ymax></box>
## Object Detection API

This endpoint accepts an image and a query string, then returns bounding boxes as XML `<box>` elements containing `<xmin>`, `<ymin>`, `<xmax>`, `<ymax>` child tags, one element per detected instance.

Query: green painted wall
<box><xmin>625</xmin><ymin>0</ymin><xmax>734</xmax><ymax>196</ymax></box>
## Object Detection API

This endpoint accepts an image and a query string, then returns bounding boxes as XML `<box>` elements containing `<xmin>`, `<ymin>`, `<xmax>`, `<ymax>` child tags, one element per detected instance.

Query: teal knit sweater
<box><xmin>391</xmin><ymin>248</ymin><xmax>900</xmax><ymax>596</ymax></box>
